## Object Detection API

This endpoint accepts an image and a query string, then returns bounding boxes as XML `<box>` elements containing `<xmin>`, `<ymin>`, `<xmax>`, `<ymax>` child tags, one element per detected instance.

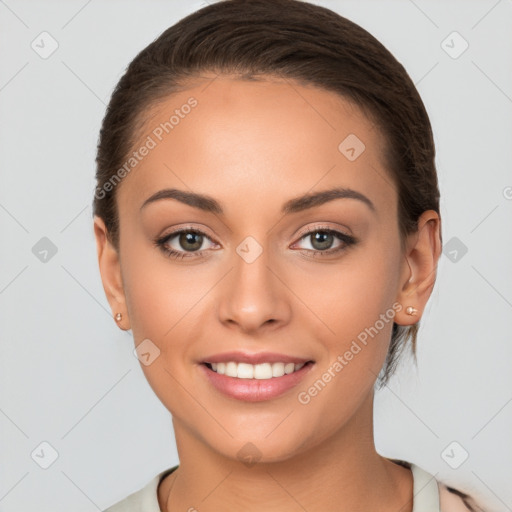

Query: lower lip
<box><xmin>200</xmin><ymin>362</ymin><xmax>314</xmax><ymax>402</ymax></box>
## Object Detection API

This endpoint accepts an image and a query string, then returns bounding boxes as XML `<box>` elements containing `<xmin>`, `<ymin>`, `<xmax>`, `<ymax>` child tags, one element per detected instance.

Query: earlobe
<box><xmin>93</xmin><ymin>216</ymin><xmax>130</xmax><ymax>330</ymax></box>
<box><xmin>395</xmin><ymin>210</ymin><xmax>442</xmax><ymax>326</ymax></box>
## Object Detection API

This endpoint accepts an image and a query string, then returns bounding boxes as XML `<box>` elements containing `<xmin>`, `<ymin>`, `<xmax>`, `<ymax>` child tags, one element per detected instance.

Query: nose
<box><xmin>217</xmin><ymin>244</ymin><xmax>291</xmax><ymax>335</ymax></box>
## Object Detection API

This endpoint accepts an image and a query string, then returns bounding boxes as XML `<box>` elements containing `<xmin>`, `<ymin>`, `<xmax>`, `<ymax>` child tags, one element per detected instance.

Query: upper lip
<box><xmin>202</xmin><ymin>351</ymin><xmax>313</xmax><ymax>365</ymax></box>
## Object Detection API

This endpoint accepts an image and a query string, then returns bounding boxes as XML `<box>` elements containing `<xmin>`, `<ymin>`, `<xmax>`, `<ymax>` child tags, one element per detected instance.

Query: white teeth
<box><xmin>284</xmin><ymin>362</ymin><xmax>295</xmax><ymax>374</ymax></box>
<box><xmin>272</xmin><ymin>362</ymin><xmax>285</xmax><ymax>377</ymax></box>
<box><xmin>209</xmin><ymin>361</ymin><xmax>307</xmax><ymax>379</ymax></box>
<box><xmin>237</xmin><ymin>363</ymin><xmax>254</xmax><ymax>379</ymax></box>
<box><xmin>225</xmin><ymin>361</ymin><xmax>238</xmax><ymax>377</ymax></box>
<box><xmin>254</xmin><ymin>363</ymin><xmax>272</xmax><ymax>379</ymax></box>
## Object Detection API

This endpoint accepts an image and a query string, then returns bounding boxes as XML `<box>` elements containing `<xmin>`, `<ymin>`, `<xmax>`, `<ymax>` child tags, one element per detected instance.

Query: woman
<box><xmin>93</xmin><ymin>0</ymin><xmax>485</xmax><ymax>510</ymax></box>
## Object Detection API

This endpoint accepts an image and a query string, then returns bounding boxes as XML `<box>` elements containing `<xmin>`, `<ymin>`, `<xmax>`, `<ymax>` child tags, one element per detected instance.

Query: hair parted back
<box><xmin>93</xmin><ymin>0</ymin><xmax>441</xmax><ymax>387</ymax></box>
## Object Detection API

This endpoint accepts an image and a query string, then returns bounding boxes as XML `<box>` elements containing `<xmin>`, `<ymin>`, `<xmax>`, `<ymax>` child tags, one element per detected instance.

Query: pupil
<box><xmin>312</xmin><ymin>231</ymin><xmax>332</xmax><ymax>250</ymax></box>
<box><xmin>180</xmin><ymin>232</ymin><xmax>202</xmax><ymax>251</ymax></box>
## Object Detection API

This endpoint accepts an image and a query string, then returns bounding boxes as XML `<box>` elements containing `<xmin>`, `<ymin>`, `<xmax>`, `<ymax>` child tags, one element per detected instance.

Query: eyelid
<box><xmin>158</xmin><ymin>224</ymin><xmax>218</xmax><ymax>243</ymax></box>
<box><xmin>293</xmin><ymin>222</ymin><xmax>353</xmax><ymax>241</ymax></box>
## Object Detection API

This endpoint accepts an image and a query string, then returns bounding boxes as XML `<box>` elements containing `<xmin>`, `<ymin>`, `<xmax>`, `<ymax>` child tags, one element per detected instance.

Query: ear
<box><xmin>394</xmin><ymin>210</ymin><xmax>442</xmax><ymax>326</ymax></box>
<box><xmin>93</xmin><ymin>215</ymin><xmax>130</xmax><ymax>330</ymax></box>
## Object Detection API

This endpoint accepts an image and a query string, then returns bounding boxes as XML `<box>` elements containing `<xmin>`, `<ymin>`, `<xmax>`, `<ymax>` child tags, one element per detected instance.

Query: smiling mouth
<box><xmin>204</xmin><ymin>361</ymin><xmax>314</xmax><ymax>379</ymax></box>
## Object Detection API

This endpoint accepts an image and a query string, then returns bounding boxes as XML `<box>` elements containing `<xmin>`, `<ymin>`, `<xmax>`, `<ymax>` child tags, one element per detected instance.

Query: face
<box><xmin>95</xmin><ymin>76</ymin><xmax>428</xmax><ymax>464</ymax></box>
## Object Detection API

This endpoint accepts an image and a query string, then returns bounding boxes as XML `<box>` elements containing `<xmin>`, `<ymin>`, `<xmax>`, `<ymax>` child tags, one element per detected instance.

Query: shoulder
<box><xmin>102</xmin><ymin>475</ymin><xmax>159</xmax><ymax>512</ymax></box>
<box><xmin>438</xmin><ymin>481</ymin><xmax>487</xmax><ymax>512</ymax></box>
<box><xmin>102</xmin><ymin>466</ymin><xmax>178</xmax><ymax>512</ymax></box>
<box><xmin>390</xmin><ymin>458</ymin><xmax>487</xmax><ymax>512</ymax></box>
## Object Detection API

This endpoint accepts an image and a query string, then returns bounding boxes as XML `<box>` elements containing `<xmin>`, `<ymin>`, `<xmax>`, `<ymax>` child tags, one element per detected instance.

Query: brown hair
<box><xmin>93</xmin><ymin>0</ymin><xmax>441</xmax><ymax>387</ymax></box>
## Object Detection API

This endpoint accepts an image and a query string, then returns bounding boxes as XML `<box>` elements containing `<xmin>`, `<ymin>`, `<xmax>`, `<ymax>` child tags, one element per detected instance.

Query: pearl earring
<box><xmin>115</xmin><ymin>313</ymin><xmax>123</xmax><ymax>322</ymax></box>
<box><xmin>406</xmin><ymin>306</ymin><xmax>418</xmax><ymax>316</ymax></box>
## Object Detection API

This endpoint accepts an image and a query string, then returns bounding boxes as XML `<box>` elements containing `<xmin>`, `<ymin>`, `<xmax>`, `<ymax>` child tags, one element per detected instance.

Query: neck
<box><xmin>159</xmin><ymin>391</ymin><xmax>413</xmax><ymax>512</ymax></box>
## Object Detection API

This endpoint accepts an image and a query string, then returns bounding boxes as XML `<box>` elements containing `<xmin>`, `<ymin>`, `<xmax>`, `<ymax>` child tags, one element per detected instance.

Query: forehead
<box><xmin>117</xmin><ymin>76</ymin><xmax>395</xmax><ymax>216</ymax></box>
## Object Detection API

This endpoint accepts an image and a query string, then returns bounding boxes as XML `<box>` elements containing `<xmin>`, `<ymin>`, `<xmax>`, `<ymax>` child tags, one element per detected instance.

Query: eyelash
<box><xmin>154</xmin><ymin>226</ymin><xmax>357</xmax><ymax>261</ymax></box>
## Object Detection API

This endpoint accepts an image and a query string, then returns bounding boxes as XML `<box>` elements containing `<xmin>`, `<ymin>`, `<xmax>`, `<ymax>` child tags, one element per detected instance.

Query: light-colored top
<box><xmin>103</xmin><ymin>460</ymin><xmax>483</xmax><ymax>512</ymax></box>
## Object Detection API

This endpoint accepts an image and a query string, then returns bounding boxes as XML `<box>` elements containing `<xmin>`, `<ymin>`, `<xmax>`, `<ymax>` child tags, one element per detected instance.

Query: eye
<box><xmin>292</xmin><ymin>226</ymin><xmax>357</xmax><ymax>257</ymax></box>
<box><xmin>154</xmin><ymin>228</ymin><xmax>218</xmax><ymax>260</ymax></box>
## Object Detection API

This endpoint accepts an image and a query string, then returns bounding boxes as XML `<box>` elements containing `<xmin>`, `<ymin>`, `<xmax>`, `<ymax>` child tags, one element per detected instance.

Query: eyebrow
<box><xmin>140</xmin><ymin>186</ymin><xmax>376</xmax><ymax>215</ymax></box>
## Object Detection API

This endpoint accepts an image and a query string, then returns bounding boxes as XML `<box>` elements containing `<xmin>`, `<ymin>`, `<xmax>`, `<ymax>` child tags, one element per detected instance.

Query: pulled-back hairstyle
<box><xmin>93</xmin><ymin>0</ymin><xmax>441</xmax><ymax>388</ymax></box>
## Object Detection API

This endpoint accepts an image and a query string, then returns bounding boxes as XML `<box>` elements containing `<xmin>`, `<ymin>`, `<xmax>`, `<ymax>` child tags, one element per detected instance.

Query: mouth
<box><xmin>199</xmin><ymin>352</ymin><xmax>315</xmax><ymax>402</ymax></box>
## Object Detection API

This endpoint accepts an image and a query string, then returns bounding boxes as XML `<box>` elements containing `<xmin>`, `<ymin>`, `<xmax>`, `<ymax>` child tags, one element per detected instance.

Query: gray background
<box><xmin>1</xmin><ymin>0</ymin><xmax>511</xmax><ymax>510</ymax></box>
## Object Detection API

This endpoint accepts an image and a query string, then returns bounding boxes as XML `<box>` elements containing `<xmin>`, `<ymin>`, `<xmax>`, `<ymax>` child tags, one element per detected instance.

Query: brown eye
<box><xmin>177</xmin><ymin>232</ymin><xmax>204</xmax><ymax>252</ymax></box>
<box><xmin>293</xmin><ymin>228</ymin><xmax>357</xmax><ymax>258</ymax></box>
<box><xmin>155</xmin><ymin>228</ymin><xmax>217</xmax><ymax>260</ymax></box>
<box><xmin>309</xmin><ymin>231</ymin><xmax>335</xmax><ymax>251</ymax></box>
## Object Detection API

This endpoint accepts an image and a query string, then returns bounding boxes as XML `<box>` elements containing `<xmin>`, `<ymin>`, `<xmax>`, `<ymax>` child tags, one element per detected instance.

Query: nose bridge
<box><xmin>217</xmin><ymin>235</ymin><xmax>290</xmax><ymax>332</ymax></box>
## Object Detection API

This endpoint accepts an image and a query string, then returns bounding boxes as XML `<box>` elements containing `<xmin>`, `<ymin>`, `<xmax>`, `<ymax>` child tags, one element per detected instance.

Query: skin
<box><xmin>94</xmin><ymin>76</ymin><xmax>441</xmax><ymax>512</ymax></box>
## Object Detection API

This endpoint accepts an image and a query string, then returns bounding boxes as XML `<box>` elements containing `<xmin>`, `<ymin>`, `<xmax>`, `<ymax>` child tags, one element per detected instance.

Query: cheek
<box><xmin>290</xmin><ymin>233</ymin><xmax>402</xmax><ymax>399</ymax></box>
<box><xmin>120</xmin><ymin>240</ymin><xmax>219</xmax><ymax>390</ymax></box>
<box><xmin>291</xmin><ymin>237</ymin><xmax>401</xmax><ymax>342</ymax></box>
<box><xmin>293</xmin><ymin>257</ymin><xmax>400</xmax><ymax>434</ymax></box>
<box><xmin>120</xmin><ymin>244</ymin><xmax>207</xmax><ymax>410</ymax></box>
<box><xmin>121</xmin><ymin>235</ymin><xmax>204</xmax><ymax>340</ymax></box>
